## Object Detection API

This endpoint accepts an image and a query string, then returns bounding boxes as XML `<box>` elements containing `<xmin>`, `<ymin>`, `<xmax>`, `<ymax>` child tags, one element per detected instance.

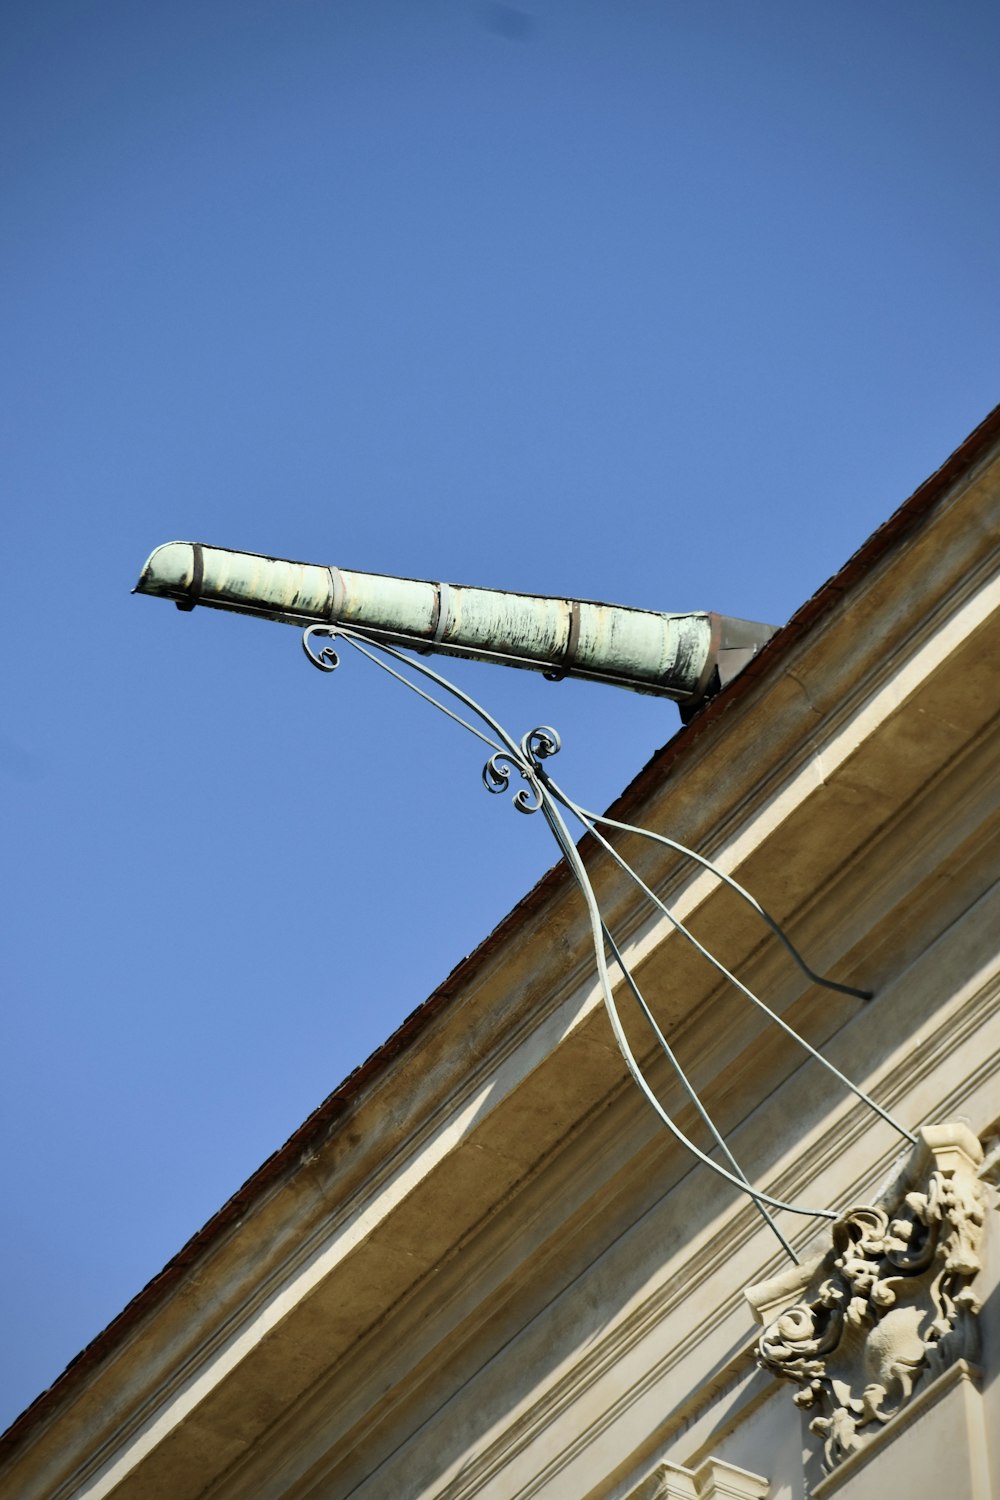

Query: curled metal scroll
<box><xmin>302</xmin><ymin>622</ymin><xmax>915</xmax><ymax>1263</ymax></box>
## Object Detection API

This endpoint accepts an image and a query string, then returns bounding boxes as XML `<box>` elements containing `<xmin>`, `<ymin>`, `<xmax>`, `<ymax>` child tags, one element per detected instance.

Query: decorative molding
<box><xmin>745</xmin><ymin>1123</ymin><xmax>985</xmax><ymax>1474</ymax></box>
<box><xmin>625</xmin><ymin>1456</ymin><xmax>768</xmax><ymax>1500</ymax></box>
<box><xmin>205</xmin><ymin>970</ymin><xmax>1000</xmax><ymax>1500</ymax></box>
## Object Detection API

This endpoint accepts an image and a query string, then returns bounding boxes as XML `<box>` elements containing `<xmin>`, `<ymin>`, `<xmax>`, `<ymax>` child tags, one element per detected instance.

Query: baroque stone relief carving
<box><xmin>744</xmin><ymin>1123</ymin><xmax>985</xmax><ymax>1475</ymax></box>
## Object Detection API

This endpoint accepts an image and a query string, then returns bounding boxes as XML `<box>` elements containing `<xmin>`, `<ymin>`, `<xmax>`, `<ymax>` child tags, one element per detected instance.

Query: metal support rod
<box><xmin>296</xmin><ymin>620</ymin><xmax>916</xmax><ymax>1252</ymax></box>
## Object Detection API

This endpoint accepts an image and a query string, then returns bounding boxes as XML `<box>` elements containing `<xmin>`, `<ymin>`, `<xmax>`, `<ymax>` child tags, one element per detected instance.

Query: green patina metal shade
<box><xmin>135</xmin><ymin>540</ymin><xmax>775</xmax><ymax>710</ymax></box>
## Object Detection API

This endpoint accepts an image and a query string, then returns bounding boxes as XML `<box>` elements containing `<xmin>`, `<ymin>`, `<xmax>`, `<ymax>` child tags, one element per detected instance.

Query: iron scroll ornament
<box><xmin>302</xmin><ymin>622</ymin><xmax>916</xmax><ymax>1263</ymax></box>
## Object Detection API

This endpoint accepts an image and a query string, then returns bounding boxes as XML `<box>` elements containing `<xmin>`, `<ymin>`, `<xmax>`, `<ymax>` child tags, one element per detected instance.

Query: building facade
<box><xmin>3</xmin><ymin>408</ymin><xmax>1000</xmax><ymax>1499</ymax></box>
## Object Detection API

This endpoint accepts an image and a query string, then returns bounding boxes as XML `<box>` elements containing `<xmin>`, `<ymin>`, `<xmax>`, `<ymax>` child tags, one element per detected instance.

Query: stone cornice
<box><xmin>214</xmin><ymin>954</ymin><xmax>1000</xmax><ymax>1500</ymax></box>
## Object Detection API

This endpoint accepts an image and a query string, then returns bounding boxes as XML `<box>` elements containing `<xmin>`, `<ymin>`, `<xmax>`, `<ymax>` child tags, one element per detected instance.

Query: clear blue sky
<box><xmin>2</xmin><ymin>0</ymin><xmax>998</xmax><ymax>1431</ymax></box>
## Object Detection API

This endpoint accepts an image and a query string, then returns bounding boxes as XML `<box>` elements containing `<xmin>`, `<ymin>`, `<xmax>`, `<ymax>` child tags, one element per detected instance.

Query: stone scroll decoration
<box><xmin>744</xmin><ymin>1123</ymin><xmax>985</xmax><ymax>1474</ymax></box>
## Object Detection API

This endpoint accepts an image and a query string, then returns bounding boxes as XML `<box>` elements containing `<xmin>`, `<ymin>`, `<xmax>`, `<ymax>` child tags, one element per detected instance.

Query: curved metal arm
<box><xmin>301</xmin><ymin>622</ymin><xmax>915</xmax><ymax>1256</ymax></box>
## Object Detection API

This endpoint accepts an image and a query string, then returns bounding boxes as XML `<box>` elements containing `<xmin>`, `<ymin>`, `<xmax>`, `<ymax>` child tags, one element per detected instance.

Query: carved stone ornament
<box><xmin>744</xmin><ymin>1123</ymin><xmax>985</xmax><ymax>1475</ymax></box>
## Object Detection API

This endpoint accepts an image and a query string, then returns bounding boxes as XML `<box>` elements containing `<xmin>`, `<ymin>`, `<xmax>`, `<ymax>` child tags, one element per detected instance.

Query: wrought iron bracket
<box><xmin>301</xmin><ymin>621</ymin><xmax>914</xmax><ymax>1264</ymax></box>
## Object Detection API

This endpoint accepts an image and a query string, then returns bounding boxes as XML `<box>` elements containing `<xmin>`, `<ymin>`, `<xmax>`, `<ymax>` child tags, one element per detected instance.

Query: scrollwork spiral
<box><xmin>482</xmin><ymin>751</ymin><xmax>544</xmax><ymax>814</ymax></box>
<box><xmin>522</xmin><ymin>725</ymin><xmax>561</xmax><ymax>764</ymax></box>
<box><xmin>302</xmin><ymin>626</ymin><xmax>341</xmax><ymax>673</ymax></box>
<box><xmin>483</xmin><ymin>752</ymin><xmax>515</xmax><ymax>796</ymax></box>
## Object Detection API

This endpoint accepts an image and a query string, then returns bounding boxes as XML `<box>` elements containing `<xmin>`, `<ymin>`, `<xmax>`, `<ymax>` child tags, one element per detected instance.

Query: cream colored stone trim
<box><xmin>624</xmin><ymin>1457</ymin><xmax>767</xmax><ymax>1500</ymax></box>
<box><xmin>206</xmin><ymin>958</ymin><xmax>1000</xmax><ymax>1500</ymax></box>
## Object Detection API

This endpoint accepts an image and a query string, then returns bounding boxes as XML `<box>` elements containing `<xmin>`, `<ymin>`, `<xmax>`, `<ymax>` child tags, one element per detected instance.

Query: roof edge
<box><xmin>4</xmin><ymin>400</ymin><xmax>999</xmax><ymax>1456</ymax></box>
